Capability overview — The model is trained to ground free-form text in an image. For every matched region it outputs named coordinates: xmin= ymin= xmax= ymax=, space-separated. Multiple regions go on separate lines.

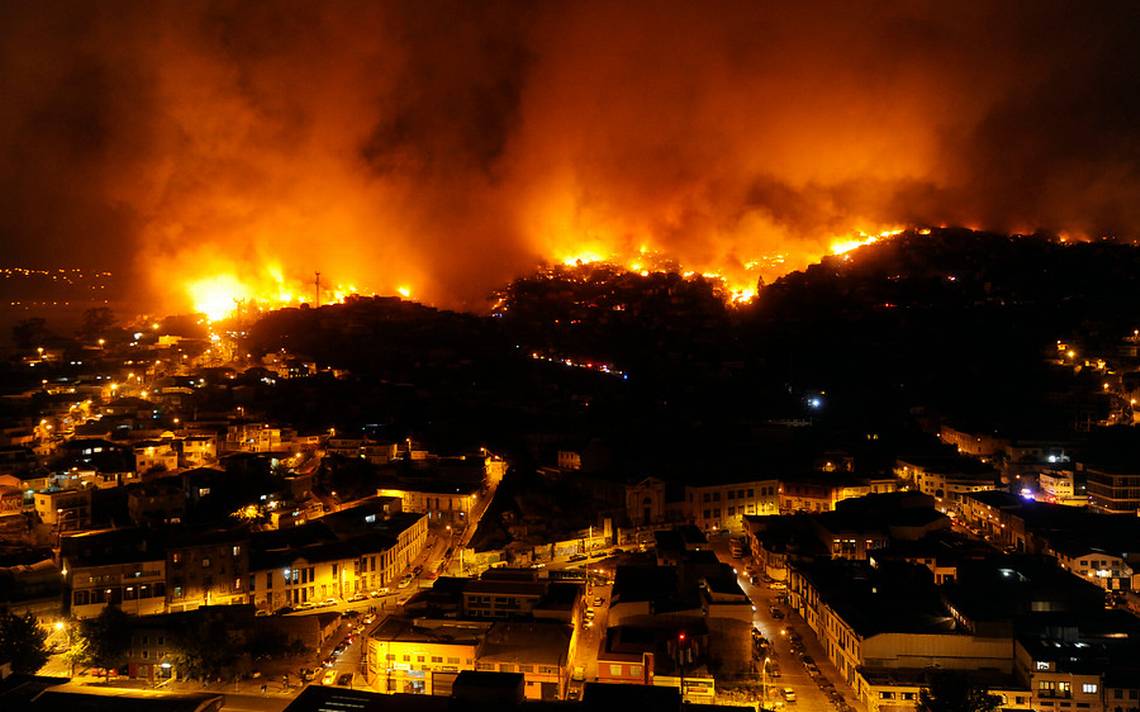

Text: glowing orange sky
xmin=1 ymin=1 xmax=1138 ymax=316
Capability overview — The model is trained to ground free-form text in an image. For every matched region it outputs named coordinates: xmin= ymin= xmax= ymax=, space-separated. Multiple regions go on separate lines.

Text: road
xmin=709 ymin=535 xmax=863 ymax=712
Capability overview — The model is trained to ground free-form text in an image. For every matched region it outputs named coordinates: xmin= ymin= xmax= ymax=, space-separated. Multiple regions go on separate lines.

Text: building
xmin=895 ymin=456 xmax=998 ymax=513
xmin=166 ymin=529 xmax=250 ymax=612
xmin=64 ymin=552 xmax=167 ymax=619
xmin=940 ymin=423 xmax=1008 ymax=457
xmin=1016 ymin=639 xmax=1110 ymax=712
xmin=134 ymin=440 xmax=179 ymax=475
xmin=33 ymin=488 xmax=92 ymax=531
xmin=327 ymin=437 xmax=398 ymax=465
xmin=684 ymin=479 xmax=778 ymax=533
xmin=176 ymin=435 xmax=217 ymax=468
xmin=788 ymin=558 xmax=1015 ymax=707
xmin=777 ymin=475 xmax=888 ymax=514
xmin=1048 ymin=542 xmax=1134 ymax=592
xmin=365 ymin=616 xmax=482 ymax=694
xmin=625 ymin=477 xmax=666 ymax=527
xmin=474 ymin=621 xmax=572 ymax=700
xmin=377 ymin=481 xmax=481 ymax=524
xmin=249 ymin=511 xmax=427 ymax=610
xmin=1085 ymin=464 xmax=1140 ymax=515
xmin=1039 ymin=469 xmax=1086 ymax=506
xmin=126 ymin=480 xmax=186 ymax=526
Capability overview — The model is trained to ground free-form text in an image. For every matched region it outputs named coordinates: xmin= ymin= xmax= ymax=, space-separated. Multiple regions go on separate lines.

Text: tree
xmin=12 ymin=318 xmax=49 ymax=350
xmin=919 ymin=671 xmax=1001 ymax=712
xmin=172 ymin=616 xmax=240 ymax=681
xmin=78 ymin=606 xmax=132 ymax=681
xmin=80 ymin=307 xmax=116 ymax=339
xmin=0 ymin=608 xmax=48 ymax=673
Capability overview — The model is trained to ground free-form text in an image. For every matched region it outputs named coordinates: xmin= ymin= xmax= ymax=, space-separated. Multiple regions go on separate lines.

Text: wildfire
xmin=184 ymin=265 xmax=395 ymax=322
xmin=179 ymin=226 xmax=917 ymax=319
xmin=829 ymin=228 xmax=906 ymax=256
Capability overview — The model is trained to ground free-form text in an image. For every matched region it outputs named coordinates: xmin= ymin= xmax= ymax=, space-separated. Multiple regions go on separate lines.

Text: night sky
xmin=1 ymin=1 xmax=1139 ymax=311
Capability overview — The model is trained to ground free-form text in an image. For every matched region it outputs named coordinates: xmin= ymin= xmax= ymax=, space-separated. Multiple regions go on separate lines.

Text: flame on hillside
xmin=180 ymin=226 xmax=922 ymax=320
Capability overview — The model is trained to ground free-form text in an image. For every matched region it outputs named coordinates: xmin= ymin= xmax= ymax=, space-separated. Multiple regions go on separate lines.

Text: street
xmin=708 ymin=535 xmax=864 ymax=712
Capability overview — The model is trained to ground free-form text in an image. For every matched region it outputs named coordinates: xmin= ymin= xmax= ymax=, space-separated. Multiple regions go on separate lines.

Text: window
xmin=266 ymin=572 xmax=273 ymax=589
xmin=703 ymin=510 xmax=710 ymax=519
xmin=232 ymin=546 xmax=241 ymax=557
xmin=1084 ymin=685 xmax=1099 ymax=694
xmin=172 ymin=552 xmax=182 ymax=564
xmin=727 ymin=491 xmax=735 ymax=500
xmin=702 ymin=493 xmax=710 ymax=503
xmin=201 ymin=558 xmax=211 ymax=568
xmin=1059 ymin=682 xmax=1072 ymax=694
xmin=880 ymin=692 xmax=895 ymax=700
xmin=610 ymin=665 xmax=624 ymax=676
xmin=431 ymin=656 xmax=442 ymax=663
xmin=233 ymin=577 xmax=241 ymax=591
xmin=728 ymin=507 xmax=735 ymax=516
xmin=712 ymin=492 xmax=720 ymax=501
xmin=417 ymin=655 xmax=425 ymax=663
xmin=747 ymin=488 xmax=754 ymax=497
xmin=447 ymin=657 xmax=459 ymax=664
xmin=174 ymin=586 xmax=183 ymax=598
xmin=402 ymin=655 xmax=410 ymax=662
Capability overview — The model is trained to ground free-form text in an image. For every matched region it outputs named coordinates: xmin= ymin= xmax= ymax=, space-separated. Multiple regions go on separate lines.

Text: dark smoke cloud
xmin=0 ymin=0 xmax=1138 ymax=310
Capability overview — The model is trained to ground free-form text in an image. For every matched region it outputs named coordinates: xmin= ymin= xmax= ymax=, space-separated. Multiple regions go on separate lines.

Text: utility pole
xmin=314 ymin=272 xmax=321 ymax=308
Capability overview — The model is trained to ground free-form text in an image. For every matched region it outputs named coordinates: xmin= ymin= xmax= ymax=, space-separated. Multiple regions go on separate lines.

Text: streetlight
xmin=761 ymin=656 xmax=770 ymax=703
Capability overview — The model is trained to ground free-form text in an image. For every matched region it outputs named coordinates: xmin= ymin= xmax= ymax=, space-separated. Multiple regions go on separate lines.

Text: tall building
xmin=1085 ymin=465 xmax=1140 ymax=515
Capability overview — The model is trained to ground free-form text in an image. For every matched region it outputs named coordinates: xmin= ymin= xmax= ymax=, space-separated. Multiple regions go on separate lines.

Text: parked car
xmin=770 ymin=606 xmax=785 ymax=619
xmin=568 ymin=554 xmax=588 ymax=562
xmin=336 ymin=673 xmax=353 ymax=687
xmin=322 ymin=669 xmax=337 ymax=685
xmin=783 ymin=688 xmax=797 ymax=703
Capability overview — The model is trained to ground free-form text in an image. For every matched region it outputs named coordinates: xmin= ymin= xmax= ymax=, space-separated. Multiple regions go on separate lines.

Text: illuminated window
xmin=1083 ymin=684 xmax=1098 ymax=694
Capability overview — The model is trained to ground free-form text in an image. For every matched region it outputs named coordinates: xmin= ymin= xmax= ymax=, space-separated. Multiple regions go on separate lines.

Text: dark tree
xmin=11 ymin=318 xmax=49 ymax=350
xmin=0 ymin=608 xmax=48 ymax=673
xmin=78 ymin=606 xmax=132 ymax=681
xmin=172 ymin=617 xmax=240 ymax=681
xmin=80 ymin=307 xmax=116 ymax=339
xmin=919 ymin=671 xmax=1001 ymax=712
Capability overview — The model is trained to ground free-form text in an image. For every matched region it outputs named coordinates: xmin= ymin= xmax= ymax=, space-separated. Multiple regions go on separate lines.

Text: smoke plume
xmin=1 ymin=0 xmax=1138 ymax=311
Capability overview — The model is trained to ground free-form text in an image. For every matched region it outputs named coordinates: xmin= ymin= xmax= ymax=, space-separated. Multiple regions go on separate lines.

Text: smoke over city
xmin=1 ymin=0 xmax=1138 ymax=311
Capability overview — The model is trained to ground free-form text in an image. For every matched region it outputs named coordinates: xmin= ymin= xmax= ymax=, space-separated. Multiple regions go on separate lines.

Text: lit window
xmin=1083 ymin=684 xmax=1098 ymax=694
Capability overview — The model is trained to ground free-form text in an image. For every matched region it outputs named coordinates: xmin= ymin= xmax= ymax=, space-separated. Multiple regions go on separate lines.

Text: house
xmin=134 ymin=440 xmax=179 ymax=475
xmin=33 ymin=488 xmax=92 ymax=531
